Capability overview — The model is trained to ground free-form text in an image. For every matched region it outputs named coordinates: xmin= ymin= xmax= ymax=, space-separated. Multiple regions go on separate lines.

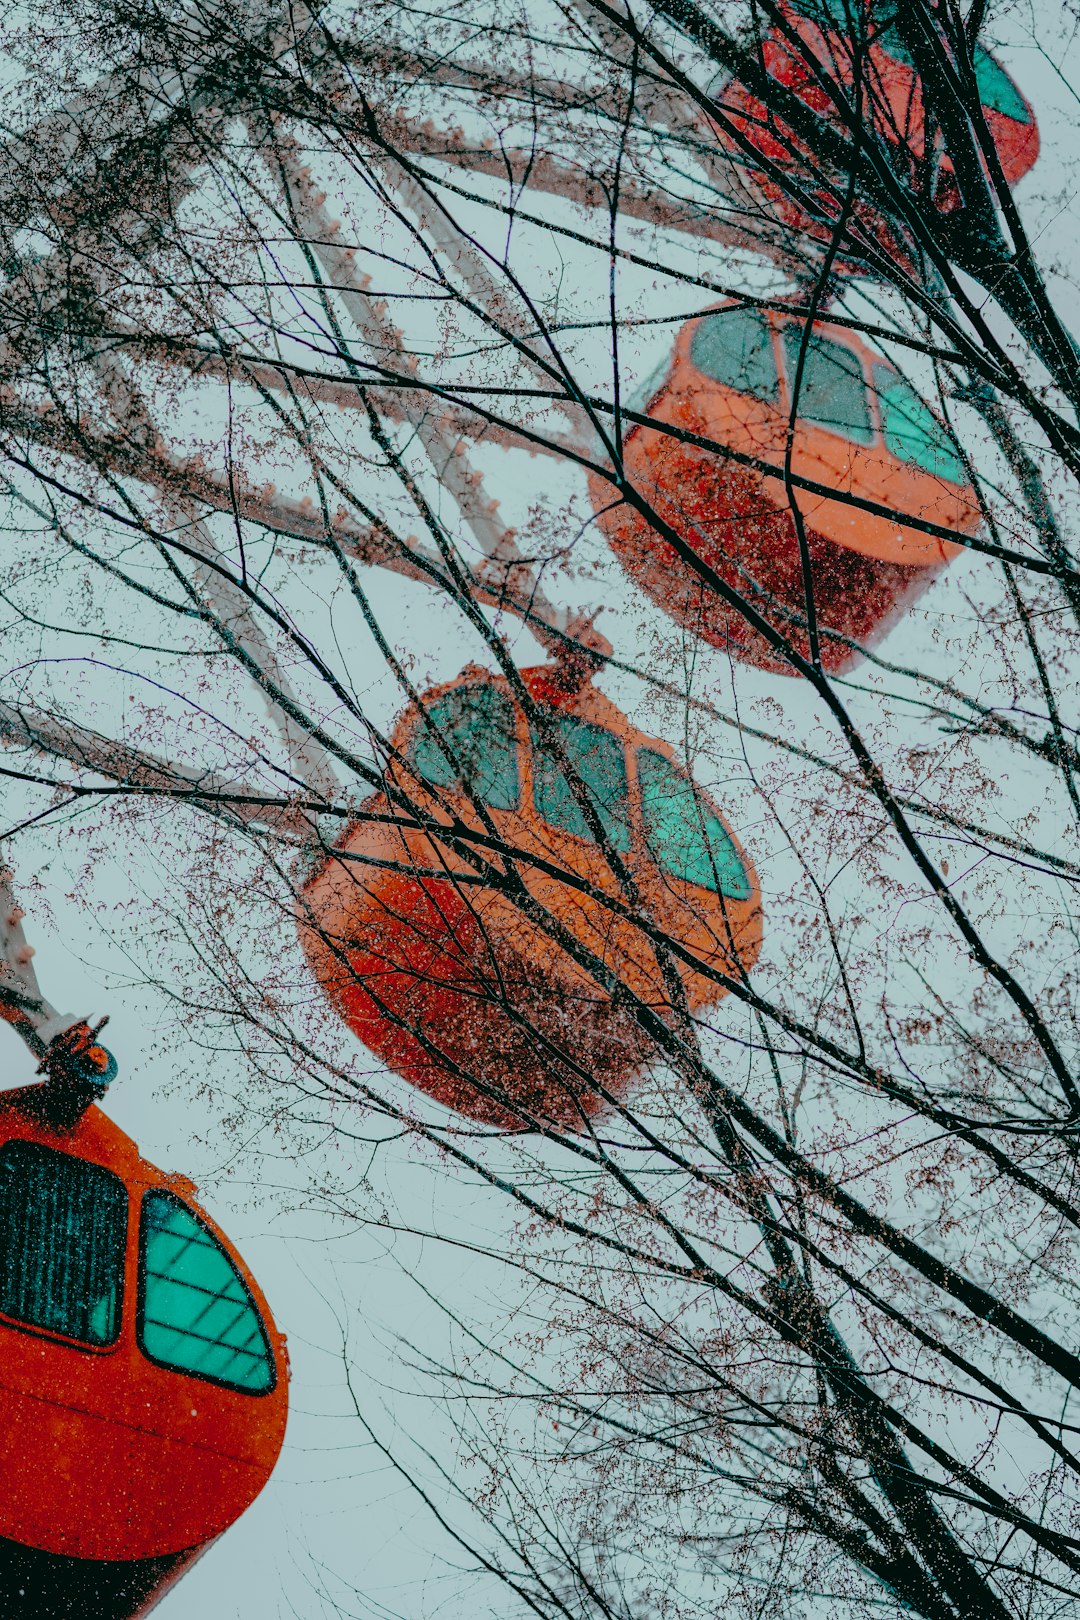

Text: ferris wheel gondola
xmin=299 ymin=663 xmax=762 ymax=1130
xmin=715 ymin=0 xmax=1039 ymax=248
xmin=0 ymin=891 xmax=288 ymax=1619
xmin=589 ymin=303 xmax=982 ymax=674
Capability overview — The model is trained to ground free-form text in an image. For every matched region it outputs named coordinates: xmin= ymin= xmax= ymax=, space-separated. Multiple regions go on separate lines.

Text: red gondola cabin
xmin=589 ymin=303 xmax=982 ymax=674
xmin=0 ymin=1076 xmax=288 ymax=1618
xmin=299 ymin=664 xmax=762 ymax=1130
xmin=715 ymin=0 xmax=1038 ymax=248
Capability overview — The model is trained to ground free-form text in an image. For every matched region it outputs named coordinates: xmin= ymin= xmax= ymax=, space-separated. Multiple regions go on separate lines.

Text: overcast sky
xmin=1 ymin=4 xmax=1078 ymax=1616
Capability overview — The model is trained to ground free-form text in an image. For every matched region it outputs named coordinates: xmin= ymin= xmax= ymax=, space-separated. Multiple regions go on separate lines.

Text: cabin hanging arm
xmin=0 ymin=867 xmax=118 ymax=1114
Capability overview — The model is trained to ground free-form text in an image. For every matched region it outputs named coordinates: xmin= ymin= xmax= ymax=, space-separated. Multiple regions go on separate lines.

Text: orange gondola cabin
xmin=300 ymin=664 xmax=762 ymax=1130
xmin=716 ymin=0 xmax=1039 ymax=249
xmin=0 ymin=1069 xmax=288 ymax=1618
xmin=589 ymin=303 xmax=981 ymax=674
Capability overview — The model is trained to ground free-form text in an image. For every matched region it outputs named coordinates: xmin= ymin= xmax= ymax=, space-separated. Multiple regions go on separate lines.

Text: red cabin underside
xmin=318 ymin=870 xmax=651 ymax=1130
xmin=0 ymin=1533 xmax=203 ymax=1619
xmin=604 ymin=438 xmax=939 ymax=674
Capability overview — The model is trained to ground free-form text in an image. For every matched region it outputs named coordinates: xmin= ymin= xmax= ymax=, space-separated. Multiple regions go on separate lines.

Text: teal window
xmin=876 ymin=14 xmax=914 ymax=65
xmin=784 ymin=327 xmax=875 ymax=444
xmin=409 ymin=684 xmax=520 ymax=811
xmin=690 ymin=307 xmax=779 ymax=401
xmin=532 ymin=710 xmax=631 ymax=850
xmin=139 ymin=1191 xmax=274 ymax=1394
xmin=798 ymin=0 xmax=862 ymax=27
xmin=638 ymin=749 xmax=751 ymax=899
xmin=0 ymin=1141 xmax=125 ymax=1346
xmin=873 ymin=367 xmax=966 ymax=481
xmin=973 ymin=45 xmax=1031 ymax=124
xmin=877 ymin=14 xmax=1031 ymax=126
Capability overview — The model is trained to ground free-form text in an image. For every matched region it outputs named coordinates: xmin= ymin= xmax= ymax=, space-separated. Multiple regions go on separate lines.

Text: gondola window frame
xmin=137 ymin=1189 xmax=276 ymax=1395
xmin=0 ymin=1139 xmax=127 ymax=1349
